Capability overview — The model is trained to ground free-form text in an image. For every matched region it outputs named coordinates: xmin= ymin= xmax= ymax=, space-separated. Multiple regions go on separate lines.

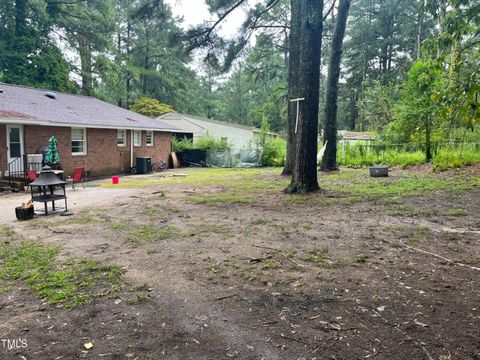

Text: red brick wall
xmin=21 ymin=125 xmax=171 ymax=177
xmin=0 ymin=125 xmax=6 ymax=173
xmin=133 ymin=131 xmax=172 ymax=160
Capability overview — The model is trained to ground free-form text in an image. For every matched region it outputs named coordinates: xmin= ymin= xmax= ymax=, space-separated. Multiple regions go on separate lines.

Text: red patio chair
xmin=26 ymin=170 xmax=37 ymax=183
xmin=25 ymin=170 xmax=37 ymax=193
xmin=71 ymin=167 xmax=85 ymax=190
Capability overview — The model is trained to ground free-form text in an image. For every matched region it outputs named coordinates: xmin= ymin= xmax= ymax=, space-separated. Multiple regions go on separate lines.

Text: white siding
xmin=158 ymin=113 xmax=206 ymax=139
xmin=190 ymin=118 xmax=254 ymax=149
xmin=156 ymin=113 xmax=257 ymax=149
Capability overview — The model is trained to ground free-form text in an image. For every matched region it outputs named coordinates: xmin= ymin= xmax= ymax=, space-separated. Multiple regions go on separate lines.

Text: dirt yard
xmin=0 ymin=166 xmax=479 ymax=360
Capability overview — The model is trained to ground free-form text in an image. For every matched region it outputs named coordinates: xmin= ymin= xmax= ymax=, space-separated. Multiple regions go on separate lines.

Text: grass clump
xmin=144 ymin=207 xmax=158 ymax=217
xmin=355 ymin=255 xmax=368 ymax=263
xmin=0 ymin=232 xmax=123 ymax=308
xmin=303 ymin=255 xmax=327 ymax=264
xmin=261 ymin=259 xmax=278 ymax=270
xmin=189 ymin=193 xmax=255 ymax=206
xmin=126 ymin=225 xmax=178 ymax=245
xmin=444 ymin=208 xmax=468 ymax=216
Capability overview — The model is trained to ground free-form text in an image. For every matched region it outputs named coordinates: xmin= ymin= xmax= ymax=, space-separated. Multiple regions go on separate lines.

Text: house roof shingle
xmin=338 ymin=130 xmax=375 ymax=140
xmin=0 ymin=83 xmax=179 ymax=132
xmin=158 ymin=112 xmax=280 ymax=137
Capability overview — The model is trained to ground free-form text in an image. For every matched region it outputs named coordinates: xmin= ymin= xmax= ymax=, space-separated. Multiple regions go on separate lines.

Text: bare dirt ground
xmin=0 ymin=167 xmax=479 ymax=360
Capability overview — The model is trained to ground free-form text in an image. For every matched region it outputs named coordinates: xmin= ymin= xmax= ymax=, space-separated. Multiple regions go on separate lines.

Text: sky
xmin=165 ymin=0 xmax=254 ymax=39
xmin=165 ymin=0 xmax=261 ymax=74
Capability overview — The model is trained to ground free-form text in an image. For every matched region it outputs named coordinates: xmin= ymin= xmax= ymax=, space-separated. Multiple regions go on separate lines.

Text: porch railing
xmin=7 ymin=155 xmax=27 ymax=188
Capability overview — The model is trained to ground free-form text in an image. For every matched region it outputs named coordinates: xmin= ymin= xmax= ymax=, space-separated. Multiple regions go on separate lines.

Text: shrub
xmin=172 ymin=136 xmax=232 ymax=152
xmin=261 ymin=137 xmax=286 ymax=167
xmin=172 ymin=137 xmax=194 ymax=152
xmin=131 ymin=97 xmax=174 ymax=117
xmin=196 ymin=136 xmax=232 ymax=150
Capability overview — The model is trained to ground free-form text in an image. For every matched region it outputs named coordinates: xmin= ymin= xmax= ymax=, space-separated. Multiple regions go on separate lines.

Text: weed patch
xmin=126 ymin=225 xmax=178 ymax=245
xmin=189 ymin=193 xmax=255 ymax=205
xmin=0 ymin=229 xmax=123 ymax=308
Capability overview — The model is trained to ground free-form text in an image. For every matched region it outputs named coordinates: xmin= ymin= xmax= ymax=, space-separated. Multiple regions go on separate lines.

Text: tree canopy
xmin=0 ymin=0 xmax=478 ymax=172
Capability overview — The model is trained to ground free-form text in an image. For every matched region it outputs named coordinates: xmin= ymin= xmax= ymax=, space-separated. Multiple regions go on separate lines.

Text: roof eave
xmin=0 ymin=118 xmax=180 ymax=132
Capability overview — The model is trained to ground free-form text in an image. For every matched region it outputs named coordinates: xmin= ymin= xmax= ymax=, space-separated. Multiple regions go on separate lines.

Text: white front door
xmin=6 ymin=125 xmax=24 ymax=169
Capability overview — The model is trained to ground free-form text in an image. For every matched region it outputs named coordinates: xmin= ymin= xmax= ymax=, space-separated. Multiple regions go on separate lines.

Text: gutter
xmin=0 ymin=117 xmax=180 ymax=132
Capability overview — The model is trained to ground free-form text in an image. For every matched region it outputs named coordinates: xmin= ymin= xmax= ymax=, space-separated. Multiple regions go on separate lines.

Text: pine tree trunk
xmin=321 ymin=0 xmax=351 ymax=171
xmin=348 ymin=91 xmax=358 ymax=130
xmin=284 ymin=0 xmax=323 ymax=194
xmin=416 ymin=9 xmax=423 ymax=59
xmin=15 ymin=0 xmax=27 ymax=37
xmin=425 ymin=118 xmax=432 ymax=162
xmin=126 ymin=21 xmax=132 ymax=108
xmin=78 ymin=34 xmax=93 ymax=96
xmin=282 ymin=0 xmax=301 ymax=176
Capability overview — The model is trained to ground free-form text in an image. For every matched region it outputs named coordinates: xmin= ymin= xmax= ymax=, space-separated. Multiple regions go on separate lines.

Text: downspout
xmin=130 ymin=129 xmax=134 ymax=169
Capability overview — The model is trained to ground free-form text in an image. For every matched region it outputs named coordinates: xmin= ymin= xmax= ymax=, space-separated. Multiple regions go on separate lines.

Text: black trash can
xmin=136 ymin=156 xmax=152 ymax=174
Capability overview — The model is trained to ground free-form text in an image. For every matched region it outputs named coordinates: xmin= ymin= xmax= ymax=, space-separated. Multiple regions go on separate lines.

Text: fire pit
xmin=30 ymin=166 xmax=69 ymax=215
xmin=15 ymin=202 xmax=34 ymax=221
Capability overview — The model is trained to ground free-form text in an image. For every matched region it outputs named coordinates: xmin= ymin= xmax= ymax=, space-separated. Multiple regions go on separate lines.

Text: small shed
xmin=338 ymin=130 xmax=375 ymax=149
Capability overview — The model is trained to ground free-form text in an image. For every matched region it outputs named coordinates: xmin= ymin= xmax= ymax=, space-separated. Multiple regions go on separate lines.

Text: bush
xmin=172 ymin=137 xmax=194 ymax=152
xmin=195 ymin=136 xmax=232 ymax=150
xmin=172 ymin=136 xmax=232 ymax=152
xmin=261 ymin=137 xmax=286 ymax=167
xmin=131 ymin=97 xmax=174 ymax=117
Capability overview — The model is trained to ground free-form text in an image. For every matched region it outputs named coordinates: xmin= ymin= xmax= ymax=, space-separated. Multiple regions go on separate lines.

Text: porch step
xmin=0 ymin=179 xmax=26 ymax=191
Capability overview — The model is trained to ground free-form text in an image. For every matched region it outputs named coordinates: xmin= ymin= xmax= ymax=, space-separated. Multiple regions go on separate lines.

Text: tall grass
xmin=432 ymin=149 xmax=480 ymax=170
xmin=337 ymin=143 xmax=480 ymax=169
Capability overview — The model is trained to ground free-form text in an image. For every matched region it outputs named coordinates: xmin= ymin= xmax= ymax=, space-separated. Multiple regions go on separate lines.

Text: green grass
xmin=144 ymin=207 xmax=158 ymax=217
xmin=338 ymin=147 xmax=425 ymax=168
xmin=99 ymin=166 xmax=478 ymax=207
xmin=126 ymin=225 xmax=178 ymax=245
xmin=30 ymin=208 xmax=108 ymax=229
xmin=193 ymin=221 xmax=231 ymax=235
xmin=385 ymin=225 xmax=432 ymax=245
xmin=386 ymin=204 xmax=425 ymax=217
xmin=101 ymin=167 xmax=288 ymax=191
xmin=338 ymin=146 xmax=480 ymax=170
xmin=444 ymin=208 xmax=468 ymax=216
xmin=188 ymin=193 xmax=255 ymax=205
xmin=386 ymin=204 xmax=469 ymax=217
xmin=0 ymin=228 xmax=123 ymax=308
xmin=320 ymin=168 xmax=480 ymax=198
xmin=433 ymin=149 xmax=480 ymax=171
xmin=303 ymin=254 xmax=327 ymax=264
xmin=0 ymin=226 xmax=17 ymax=240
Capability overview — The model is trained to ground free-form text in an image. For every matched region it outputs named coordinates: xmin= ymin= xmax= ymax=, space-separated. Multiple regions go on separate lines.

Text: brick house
xmin=0 ymin=83 xmax=179 ymax=178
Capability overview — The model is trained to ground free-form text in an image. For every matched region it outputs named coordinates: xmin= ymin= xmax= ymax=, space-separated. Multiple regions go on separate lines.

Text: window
xmin=71 ymin=128 xmax=86 ymax=155
xmin=117 ymin=129 xmax=126 ymax=147
xmin=133 ymin=130 xmax=141 ymax=147
xmin=146 ymin=130 xmax=154 ymax=146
